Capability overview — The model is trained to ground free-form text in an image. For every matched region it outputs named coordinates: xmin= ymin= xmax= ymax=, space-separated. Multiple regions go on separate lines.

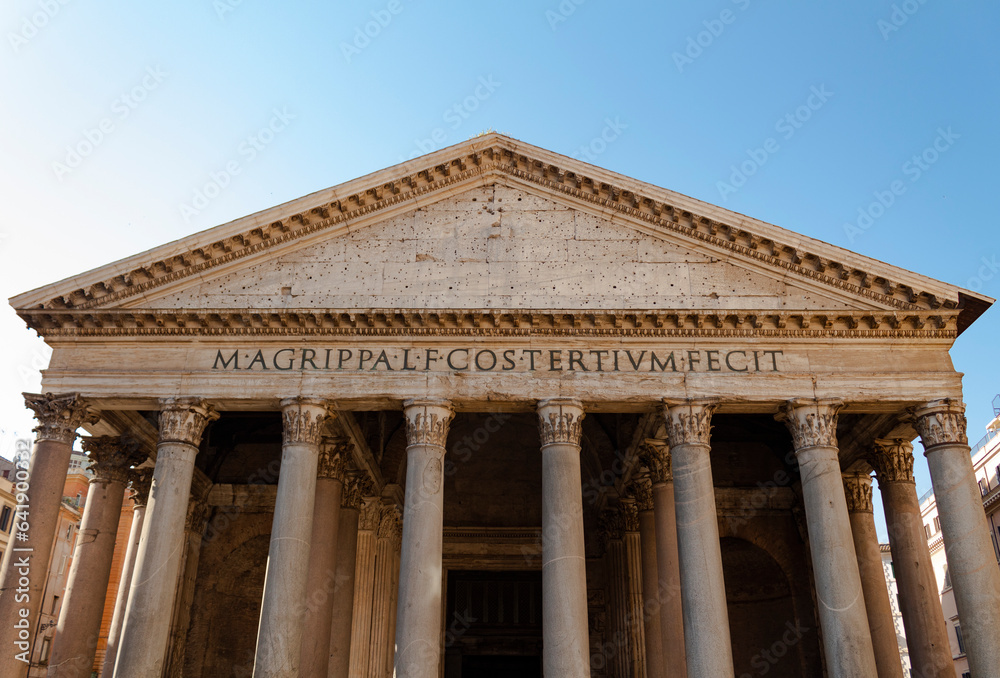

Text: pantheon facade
xmin=2 ymin=134 xmax=999 ymax=678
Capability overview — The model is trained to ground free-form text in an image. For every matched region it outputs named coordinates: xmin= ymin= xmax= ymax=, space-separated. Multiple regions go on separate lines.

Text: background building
xmin=879 ymin=544 xmax=911 ymax=676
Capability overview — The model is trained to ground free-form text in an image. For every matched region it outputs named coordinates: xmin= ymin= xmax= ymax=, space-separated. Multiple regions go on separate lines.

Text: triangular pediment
xmin=11 ymin=133 xmax=991 ymax=336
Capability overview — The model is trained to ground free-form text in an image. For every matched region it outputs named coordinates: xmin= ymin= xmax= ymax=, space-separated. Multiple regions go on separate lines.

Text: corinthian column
xmin=0 ymin=393 xmax=98 ymax=678
xmin=299 ymin=436 xmax=349 ymax=678
xmin=869 ymin=438 xmax=951 ymax=677
xmin=842 ymin=472 xmax=904 ymax=678
xmin=630 ymin=478 xmax=664 ymax=678
xmin=102 ymin=471 xmax=151 ymax=678
xmin=536 ymin=398 xmax=590 ymax=677
xmin=253 ymin=397 xmax=331 ymax=678
xmin=394 ymin=398 xmax=454 ymax=678
xmin=114 ymin=397 xmax=218 ymax=678
xmin=46 ymin=436 xmax=145 ymax=678
xmin=329 ymin=475 xmax=364 ymax=678
xmin=780 ymin=399 xmax=876 ymax=678
xmin=641 ymin=439 xmax=687 ymax=678
xmin=914 ymin=400 xmax=1000 ymax=677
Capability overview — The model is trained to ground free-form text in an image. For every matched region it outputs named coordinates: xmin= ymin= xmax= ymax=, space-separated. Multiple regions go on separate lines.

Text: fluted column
xmin=101 ymin=472 xmax=151 ymax=678
xmin=253 ymin=397 xmax=331 ymax=678
xmin=630 ymin=478 xmax=664 ymax=678
xmin=394 ymin=399 xmax=454 ymax=677
xmin=329 ymin=476 xmax=363 ymax=678
xmin=114 ymin=397 xmax=218 ymax=678
xmin=600 ymin=510 xmax=628 ymax=678
xmin=370 ymin=504 xmax=401 ymax=677
xmin=350 ymin=498 xmax=378 ymax=678
xmin=780 ymin=399 xmax=876 ymax=678
xmin=914 ymin=400 xmax=1000 ymax=676
xmin=299 ymin=436 xmax=349 ymax=678
xmin=641 ymin=439 xmax=686 ymax=678
xmin=0 ymin=393 xmax=97 ymax=678
xmin=662 ymin=400 xmax=730 ymax=678
xmin=46 ymin=436 xmax=145 ymax=678
xmin=622 ymin=500 xmax=646 ymax=678
xmin=869 ymin=438 xmax=951 ymax=677
xmin=537 ymin=398 xmax=591 ymax=677
xmin=842 ymin=472 xmax=904 ymax=678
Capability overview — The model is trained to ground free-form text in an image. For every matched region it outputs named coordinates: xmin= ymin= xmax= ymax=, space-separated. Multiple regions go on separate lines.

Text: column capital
xmin=842 ymin=472 xmax=874 ymax=513
xmin=537 ymin=398 xmax=585 ymax=447
xmin=80 ymin=436 xmax=146 ymax=485
xmin=23 ymin=392 xmax=100 ymax=445
xmin=912 ymin=399 xmax=968 ymax=450
xmin=780 ymin=398 xmax=844 ymax=450
xmin=403 ymin=398 xmax=454 ymax=448
xmin=319 ymin=436 xmax=351 ymax=481
xmin=341 ymin=473 xmax=368 ymax=510
xmin=130 ymin=469 xmax=153 ymax=506
xmin=640 ymin=439 xmax=672 ymax=484
xmin=620 ymin=499 xmax=639 ymax=532
xmin=662 ymin=399 xmax=717 ymax=447
xmin=869 ymin=438 xmax=916 ymax=484
xmin=628 ymin=477 xmax=654 ymax=512
xmin=600 ymin=508 xmax=625 ymax=544
xmin=280 ymin=397 xmax=331 ymax=446
xmin=158 ymin=397 xmax=219 ymax=446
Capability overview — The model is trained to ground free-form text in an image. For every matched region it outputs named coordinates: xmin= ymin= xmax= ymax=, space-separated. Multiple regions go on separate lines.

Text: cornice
xmin=13 ymin=140 xmax=969 ymax=318
xmin=19 ymin=308 xmax=959 ymax=339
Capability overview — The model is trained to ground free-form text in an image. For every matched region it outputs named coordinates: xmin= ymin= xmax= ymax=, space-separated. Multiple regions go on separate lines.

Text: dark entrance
xmin=444 ymin=570 xmax=543 ymax=678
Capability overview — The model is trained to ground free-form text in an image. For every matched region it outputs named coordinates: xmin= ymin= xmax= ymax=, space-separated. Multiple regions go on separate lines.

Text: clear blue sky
xmin=2 ymin=1 xmax=997 ymax=538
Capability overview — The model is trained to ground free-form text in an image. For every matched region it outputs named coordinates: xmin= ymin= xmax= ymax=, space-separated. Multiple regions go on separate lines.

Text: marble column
xmin=329 ymin=476 xmax=363 ymax=678
xmin=621 ymin=500 xmax=646 ymax=678
xmin=299 ymin=436 xmax=349 ymax=678
xmin=253 ymin=397 xmax=331 ymax=678
xmin=630 ymin=478 xmax=664 ymax=678
xmin=369 ymin=504 xmax=401 ymax=678
xmin=780 ymin=399 xmax=877 ymax=678
xmin=394 ymin=398 xmax=454 ymax=678
xmin=113 ymin=398 xmax=217 ymax=678
xmin=101 ymin=471 xmax=151 ymax=678
xmin=641 ymin=439 xmax=687 ymax=678
xmin=869 ymin=438 xmax=952 ymax=677
xmin=842 ymin=472 xmax=904 ymax=678
xmin=46 ymin=436 xmax=144 ymax=678
xmin=537 ymin=398 xmax=591 ymax=677
xmin=0 ymin=393 xmax=97 ymax=678
xmin=914 ymin=399 xmax=1000 ymax=677
xmin=600 ymin=510 xmax=628 ymax=678
xmin=350 ymin=498 xmax=378 ymax=678
xmin=662 ymin=400 xmax=731 ymax=678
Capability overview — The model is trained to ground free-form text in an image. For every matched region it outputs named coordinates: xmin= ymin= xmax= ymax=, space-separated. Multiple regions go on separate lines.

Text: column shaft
xmin=101 ymin=492 xmax=146 ymax=678
xmin=0 ymin=393 xmax=96 ymax=678
xmin=623 ymin=523 xmax=646 ymax=678
xmin=871 ymin=439 xmax=952 ymax=677
xmin=47 ymin=437 xmax=143 ymax=678
xmin=635 ymin=494 xmax=665 ymax=678
xmin=114 ymin=398 xmax=217 ymax=678
xmin=329 ymin=486 xmax=361 ymax=678
xmin=252 ymin=397 xmax=329 ymax=678
xmin=537 ymin=398 xmax=591 ymax=677
xmin=662 ymin=401 xmax=731 ymax=678
xmin=369 ymin=512 xmax=397 ymax=677
xmin=394 ymin=398 xmax=453 ymax=678
xmin=843 ymin=473 xmax=904 ymax=678
xmin=781 ymin=399 xmax=877 ymax=678
xmin=349 ymin=515 xmax=376 ymax=678
xmin=915 ymin=400 xmax=1000 ymax=677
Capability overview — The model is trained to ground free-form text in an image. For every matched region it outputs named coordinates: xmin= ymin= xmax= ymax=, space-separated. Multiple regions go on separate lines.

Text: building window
xmin=962 ymin=672 xmax=971 ymax=678
xmin=50 ymin=594 xmax=59 ymax=616
xmin=933 ymin=516 xmax=941 ymax=533
xmin=979 ymin=478 xmax=989 ymax=495
xmin=39 ymin=637 xmax=51 ymax=663
xmin=955 ymin=624 xmax=966 ymax=655
xmin=0 ymin=506 xmax=11 ymax=533
xmin=924 ymin=524 xmax=932 ymax=539
xmin=65 ymin=523 xmax=73 ymax=541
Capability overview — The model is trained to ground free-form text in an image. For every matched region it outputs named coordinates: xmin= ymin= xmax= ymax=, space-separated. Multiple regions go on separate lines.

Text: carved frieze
xmin=842 ymin=473 xmax=874 ymax=513
xmin=80 ymin=436 xmax=145 ymax=485
xmin=279 ymin=397 xmax=330 ymax=446
xmin=913 ymin=399 xmax=968 ymax=449
xmin=537 ymin=398 xmax=585 ymax=446
xmin=403 ymin=399 xmax=454 ymax=448
xmin=158 ymin=398 xmax=219 ymax=446
xmin=780 ymin=399 xmax=843 ymax=450
xmin=663 ymin=400 xmax=717 ymax=447
xmin=23 ymin=392 xmax=99 ymax=446
xmin=869 ymin=439 xmax=916 ymax=484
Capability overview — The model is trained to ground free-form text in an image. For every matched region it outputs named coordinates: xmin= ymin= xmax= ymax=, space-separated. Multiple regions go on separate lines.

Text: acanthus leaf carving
xmin=663 ymin=399 xmax=717 ymax=447
xmin=280 ymin=397 xmax=330 ymax=446
xmin=780 ymin=398 xmax=843 ymax=450
xmin=842 ymin=473 xmax=874 ymax=513
xmin=869 ymin=439 xmax=916 ymax=484
xmin=640 ymin=439 xmax=672 ymax=485
xmin=403 ymin=399 xmax=454 ymax=448
xmin=537 ymin=398 xmax=585 ymax=446
xmin=80 ymin=435 xmax=146 ymax=485
xmin=318 ymin=436 xmax=351 ymax=481
xmin=23 ymin=392 xmax=100 ymax=446
xmin=158 ymin=397 xmax=219 ymax=446
xmin=912 ymin=399 xmax=968 ymax=449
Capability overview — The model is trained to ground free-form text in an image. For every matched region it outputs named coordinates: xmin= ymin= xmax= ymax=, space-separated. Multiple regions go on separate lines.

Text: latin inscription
xmin=211 ymin=347 xmax=784 ymax=373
